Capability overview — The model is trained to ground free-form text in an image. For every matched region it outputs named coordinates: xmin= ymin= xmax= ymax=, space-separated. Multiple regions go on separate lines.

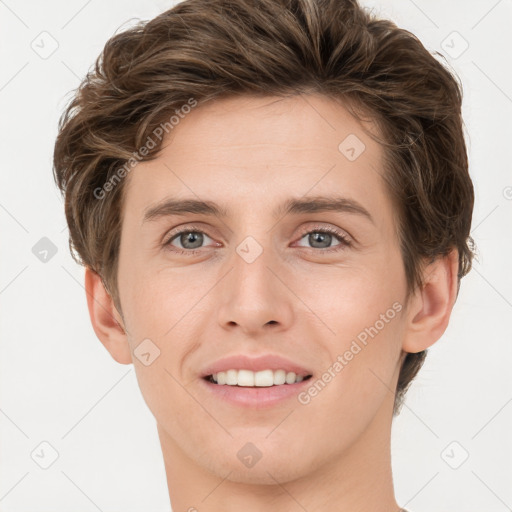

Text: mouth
xmin=198 ymin=354 xmax=314 ymax=407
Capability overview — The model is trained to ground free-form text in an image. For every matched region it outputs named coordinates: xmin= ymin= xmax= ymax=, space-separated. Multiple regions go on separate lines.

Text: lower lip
xmin=199 ymin=377 xmax=312 ymax=408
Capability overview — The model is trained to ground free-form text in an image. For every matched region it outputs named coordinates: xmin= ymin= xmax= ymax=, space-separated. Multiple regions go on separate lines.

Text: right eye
xmin=164 ymin=229 xmax=216 ymax=254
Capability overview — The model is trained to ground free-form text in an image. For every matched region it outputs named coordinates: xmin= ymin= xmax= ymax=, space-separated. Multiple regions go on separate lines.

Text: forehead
xmin=159 ymin=93 xmax=379 ymax=156
xmin=122 ymin=93 xmax=395 ymax=233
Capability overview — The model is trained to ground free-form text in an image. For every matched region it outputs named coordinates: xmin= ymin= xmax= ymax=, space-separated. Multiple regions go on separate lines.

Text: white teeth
xmin=285 ymin=371 xmax=297 ymax=384
xmin=226 ymin=369 xmax=238 ymax=385
xmin=210 ymin=369 xmax=308 ymax=387
xmin=238 ymin=369 xmax=255 ymax=387
xmin=254 ymin=369 xmax=273 ymax=387
xmin=273 ymin=369 xmax=286 ymax=385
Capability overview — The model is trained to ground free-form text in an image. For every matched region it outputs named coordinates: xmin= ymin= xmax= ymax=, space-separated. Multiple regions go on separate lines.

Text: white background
xmin=0 ymin=0 xmax=511 ymax=510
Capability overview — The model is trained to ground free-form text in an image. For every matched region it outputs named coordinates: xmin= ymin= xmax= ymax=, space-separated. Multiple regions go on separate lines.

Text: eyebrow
xmin=142 ymin=195 xmax=374 ymax=225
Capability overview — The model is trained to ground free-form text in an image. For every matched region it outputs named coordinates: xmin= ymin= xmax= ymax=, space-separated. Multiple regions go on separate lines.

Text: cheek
xmin=294 ymin=258 xmax=405 ymax=338
xmin=119 ymin=262 xmax=202 ymax=335
xmin=299 ymin=263 xmax=406 ymax=408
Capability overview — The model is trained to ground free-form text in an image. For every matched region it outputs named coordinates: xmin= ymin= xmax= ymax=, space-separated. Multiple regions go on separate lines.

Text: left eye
xmin=295 ymin=228 xmax=350 ymax=250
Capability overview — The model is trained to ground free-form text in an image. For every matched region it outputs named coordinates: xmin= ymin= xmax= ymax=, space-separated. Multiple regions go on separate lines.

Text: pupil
xmin=182 ymin=232 xmax=203 ymax=249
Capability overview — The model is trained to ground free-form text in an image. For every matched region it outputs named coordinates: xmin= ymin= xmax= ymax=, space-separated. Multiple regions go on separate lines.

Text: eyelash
xmin=163 ymin=224 xmax=352 ymax=256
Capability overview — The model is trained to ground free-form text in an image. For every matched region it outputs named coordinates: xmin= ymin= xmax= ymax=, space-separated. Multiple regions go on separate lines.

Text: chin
xmin=197 ymin=436 xmax=317 ymax=485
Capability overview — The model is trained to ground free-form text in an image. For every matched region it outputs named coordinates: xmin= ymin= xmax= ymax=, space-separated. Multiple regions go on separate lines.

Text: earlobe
xmin=84 ymin=267 xmax=132 ymax=365
xmin=402 ymin=249 xmax=459 ymax=354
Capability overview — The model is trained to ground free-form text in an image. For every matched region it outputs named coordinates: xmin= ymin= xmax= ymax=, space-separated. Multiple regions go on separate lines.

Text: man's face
xmin=116 ymin=94 xmax=408 ymax=483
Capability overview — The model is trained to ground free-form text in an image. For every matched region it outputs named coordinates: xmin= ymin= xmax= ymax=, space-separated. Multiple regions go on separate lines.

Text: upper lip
xmin=200 ymin=354 xmax=313 ymax=378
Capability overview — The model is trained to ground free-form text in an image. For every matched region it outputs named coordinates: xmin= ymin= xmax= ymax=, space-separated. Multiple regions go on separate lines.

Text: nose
xmin=216 ymin=239 xmax=294 ymax=335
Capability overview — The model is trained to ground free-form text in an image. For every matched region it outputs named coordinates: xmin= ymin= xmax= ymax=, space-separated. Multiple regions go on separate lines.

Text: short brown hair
xmin=53 ymin=0 xmax=475 ymax=415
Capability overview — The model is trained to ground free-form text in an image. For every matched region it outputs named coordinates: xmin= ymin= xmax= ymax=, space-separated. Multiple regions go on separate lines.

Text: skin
xmin=85 ymin=93 xmax=459 ymax=512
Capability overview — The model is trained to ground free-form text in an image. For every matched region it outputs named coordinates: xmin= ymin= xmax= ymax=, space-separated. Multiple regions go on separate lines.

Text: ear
xmin=84 ymin=267 xmax=132 ymax=365
xmin=402 ymin=248 xmax=459 ymax=353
